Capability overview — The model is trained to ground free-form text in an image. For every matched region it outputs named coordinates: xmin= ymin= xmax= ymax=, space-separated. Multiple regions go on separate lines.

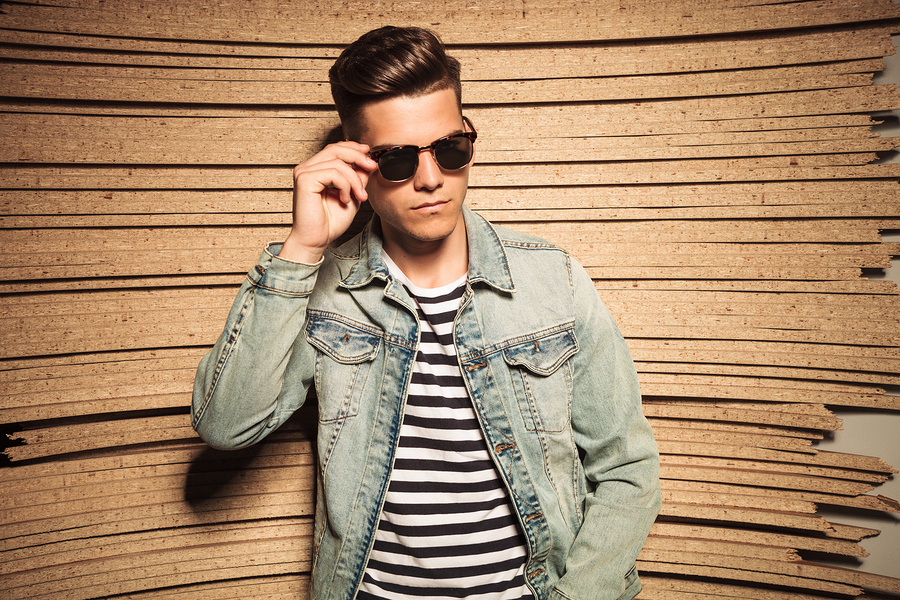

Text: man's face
xmin=358 ymin=88 xmax=471 ymax=256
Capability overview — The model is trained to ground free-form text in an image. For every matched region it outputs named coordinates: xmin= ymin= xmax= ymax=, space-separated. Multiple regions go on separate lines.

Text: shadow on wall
xmin=184 ymin=405 xmax=318 ymax=515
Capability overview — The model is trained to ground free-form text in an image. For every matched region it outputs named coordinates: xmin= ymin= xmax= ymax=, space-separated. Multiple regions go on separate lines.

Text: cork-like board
xmin=1 ymin=1 xmax=899 ymax=598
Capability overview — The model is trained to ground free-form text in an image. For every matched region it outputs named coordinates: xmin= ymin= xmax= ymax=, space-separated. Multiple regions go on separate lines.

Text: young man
xmin=192 ymin=26 xmax=660 ymax=600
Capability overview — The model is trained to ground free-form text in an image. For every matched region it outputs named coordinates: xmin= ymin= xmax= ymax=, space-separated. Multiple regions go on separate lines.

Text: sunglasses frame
xmin=367 ymin=116 xmax=477 ymax=182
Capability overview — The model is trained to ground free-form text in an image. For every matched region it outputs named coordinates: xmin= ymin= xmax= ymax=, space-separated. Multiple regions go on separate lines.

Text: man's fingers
xmin=296 ymin=161 xmax=370 ymax=204
xmin=296 ymin=141 xmax=376 ymax=173
xmin=293 ymin=143 xmax=376 ymax=201
xmin=282 ymin=141 xmax=376 ymax=262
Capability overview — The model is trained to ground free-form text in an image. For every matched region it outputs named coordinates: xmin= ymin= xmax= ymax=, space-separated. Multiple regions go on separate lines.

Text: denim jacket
xmin=192 ymin=206 xmax=661 ymax=600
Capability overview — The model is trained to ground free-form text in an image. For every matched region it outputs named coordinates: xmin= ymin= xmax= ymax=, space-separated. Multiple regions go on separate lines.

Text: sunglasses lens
xmin=434 ymin=136 xmax=473 ymax=170
xmin=377 ymin=147 xmax=418 ymax=181
xmin=375 ymin=134 xmax=475 ymax=182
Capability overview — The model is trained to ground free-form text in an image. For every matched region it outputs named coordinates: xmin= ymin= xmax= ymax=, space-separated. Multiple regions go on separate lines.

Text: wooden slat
xmin=635 ymin=556 xmax=862 ymax=596
xmin=639 ymin=378 xmax=900 ymax=410
xmin=638 ymin=574 xmax=851 ymax=599
xmin=0 ymin=61 xmax=882 ymax=105
xmin=7 ymin=126 xmax=895 ymax=165
xmin=2 ymin=1 xmax=899 ymax=598
xmin=637 ymin=361 xmax=900 ymax=387
xmin=645 ymin=522 xmax=870 ymax=556
xmin=2 ymin=26 xmax=896 ymax=76
xmin=660 ymin=479 xmax=900 ymax=513
xmin=4 ymin=164 xmax=900 ymax=190
xmin=107 ymin=575 xmax=308 ymax=600
xmin=2 ymin=0 xmax=899 ymax=44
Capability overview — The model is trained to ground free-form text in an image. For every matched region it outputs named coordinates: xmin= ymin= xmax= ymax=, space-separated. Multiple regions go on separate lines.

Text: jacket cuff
xmin=246 ymin=241 xmax=323 ymax=295
xmin=549 ymin=565 xmax=641 ymax=600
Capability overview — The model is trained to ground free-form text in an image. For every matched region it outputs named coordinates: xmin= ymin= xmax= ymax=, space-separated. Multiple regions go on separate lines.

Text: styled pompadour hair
xmin=329 ymin=26 xmax=462 ymax=140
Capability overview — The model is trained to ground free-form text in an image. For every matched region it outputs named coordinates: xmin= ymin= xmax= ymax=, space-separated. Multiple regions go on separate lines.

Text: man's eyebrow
xmin=369 ymin=127 xmax=466 ymax=153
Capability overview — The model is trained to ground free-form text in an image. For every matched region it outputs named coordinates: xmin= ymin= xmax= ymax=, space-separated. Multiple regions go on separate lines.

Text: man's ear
xmin=463 ymin=115 xmax=476 ymax=163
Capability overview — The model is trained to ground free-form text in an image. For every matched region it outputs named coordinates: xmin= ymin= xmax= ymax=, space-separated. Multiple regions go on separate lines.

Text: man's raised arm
xmin=191 ymin=142 xmax=377 ymax=449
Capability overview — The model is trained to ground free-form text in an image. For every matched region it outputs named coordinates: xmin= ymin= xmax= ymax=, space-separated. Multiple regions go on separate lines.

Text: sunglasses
xmin=367 ymin=117 xmax=477 ymax=182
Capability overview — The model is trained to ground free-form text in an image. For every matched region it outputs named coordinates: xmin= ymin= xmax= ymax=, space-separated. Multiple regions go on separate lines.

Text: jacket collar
xmin=340 ymin=205 xmax=515 ymax=294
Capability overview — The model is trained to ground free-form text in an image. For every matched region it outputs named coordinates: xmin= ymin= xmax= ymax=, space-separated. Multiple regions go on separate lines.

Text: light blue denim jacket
xmin=192 ymin=207 xmax=661 ymax=600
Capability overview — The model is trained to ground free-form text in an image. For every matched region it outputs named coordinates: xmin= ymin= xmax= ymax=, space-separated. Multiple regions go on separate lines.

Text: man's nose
xmin=414 ymin=148 xmax=443 ymax=190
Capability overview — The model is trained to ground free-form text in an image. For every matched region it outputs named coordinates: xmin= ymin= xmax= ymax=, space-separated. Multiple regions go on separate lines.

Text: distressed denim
xmin=192 ymin=207 xmax=661 ymax=600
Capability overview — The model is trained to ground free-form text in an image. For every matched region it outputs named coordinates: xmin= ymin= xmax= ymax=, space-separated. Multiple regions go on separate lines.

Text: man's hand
xmin=279 ymin=141 xmax=378 ymax=264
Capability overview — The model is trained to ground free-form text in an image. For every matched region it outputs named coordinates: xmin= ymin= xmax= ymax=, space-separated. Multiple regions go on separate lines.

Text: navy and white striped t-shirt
xmin=356 ymin=255 xmax=533 ymax=600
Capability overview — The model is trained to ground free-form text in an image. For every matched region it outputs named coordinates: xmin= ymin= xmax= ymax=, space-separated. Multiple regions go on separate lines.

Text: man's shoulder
xmin=488 ymin=221 xmax=565 ymax=251
xmin=479 ymin=219 xmax=583 ymax=295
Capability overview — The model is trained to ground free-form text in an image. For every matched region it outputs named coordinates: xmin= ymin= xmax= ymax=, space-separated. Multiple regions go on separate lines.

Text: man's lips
xmin=413 ymin=200 xmax=449 ymax=210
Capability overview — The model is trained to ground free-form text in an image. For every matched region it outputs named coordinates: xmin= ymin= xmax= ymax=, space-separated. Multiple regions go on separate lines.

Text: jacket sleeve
xmin=191 ymin=242 xmax=321 ymax=450
xmin=551 ymin=259 xmax=662 ymax=600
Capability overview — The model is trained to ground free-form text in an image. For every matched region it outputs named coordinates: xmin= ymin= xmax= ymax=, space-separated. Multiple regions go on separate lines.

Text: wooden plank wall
xmin=1 ymin=0 xmax=900 ymax=598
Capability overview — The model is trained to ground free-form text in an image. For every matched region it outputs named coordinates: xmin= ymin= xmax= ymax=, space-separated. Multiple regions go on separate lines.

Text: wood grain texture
xmin=1 ymin=0 xmax=899 ymax=598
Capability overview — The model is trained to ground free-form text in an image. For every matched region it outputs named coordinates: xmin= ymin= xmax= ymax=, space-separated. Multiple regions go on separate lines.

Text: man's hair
xmin=329 ymin=26 xmax=462 ymax=140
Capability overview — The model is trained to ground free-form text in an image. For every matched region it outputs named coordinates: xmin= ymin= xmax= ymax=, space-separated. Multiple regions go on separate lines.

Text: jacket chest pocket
xmin=501 ymin=324 xmax=578 ymax=433
xmin=306 ymin=312 xmax=382 ymax=422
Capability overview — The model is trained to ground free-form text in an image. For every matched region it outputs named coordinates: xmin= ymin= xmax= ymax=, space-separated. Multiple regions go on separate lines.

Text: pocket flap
xmin=306 ymin=313 xmax=382 ymax=364
xmin=501 ymin=324 xmax=578 ymax=376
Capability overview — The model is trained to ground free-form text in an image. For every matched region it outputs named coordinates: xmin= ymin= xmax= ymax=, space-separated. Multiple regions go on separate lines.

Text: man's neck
xmin=381 ymin=222 xmax=468 ymax=289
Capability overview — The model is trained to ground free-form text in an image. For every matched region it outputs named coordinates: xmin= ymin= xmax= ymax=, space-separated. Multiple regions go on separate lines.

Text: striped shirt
xmin=356 ymin=255 xmax=533 ymax=600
